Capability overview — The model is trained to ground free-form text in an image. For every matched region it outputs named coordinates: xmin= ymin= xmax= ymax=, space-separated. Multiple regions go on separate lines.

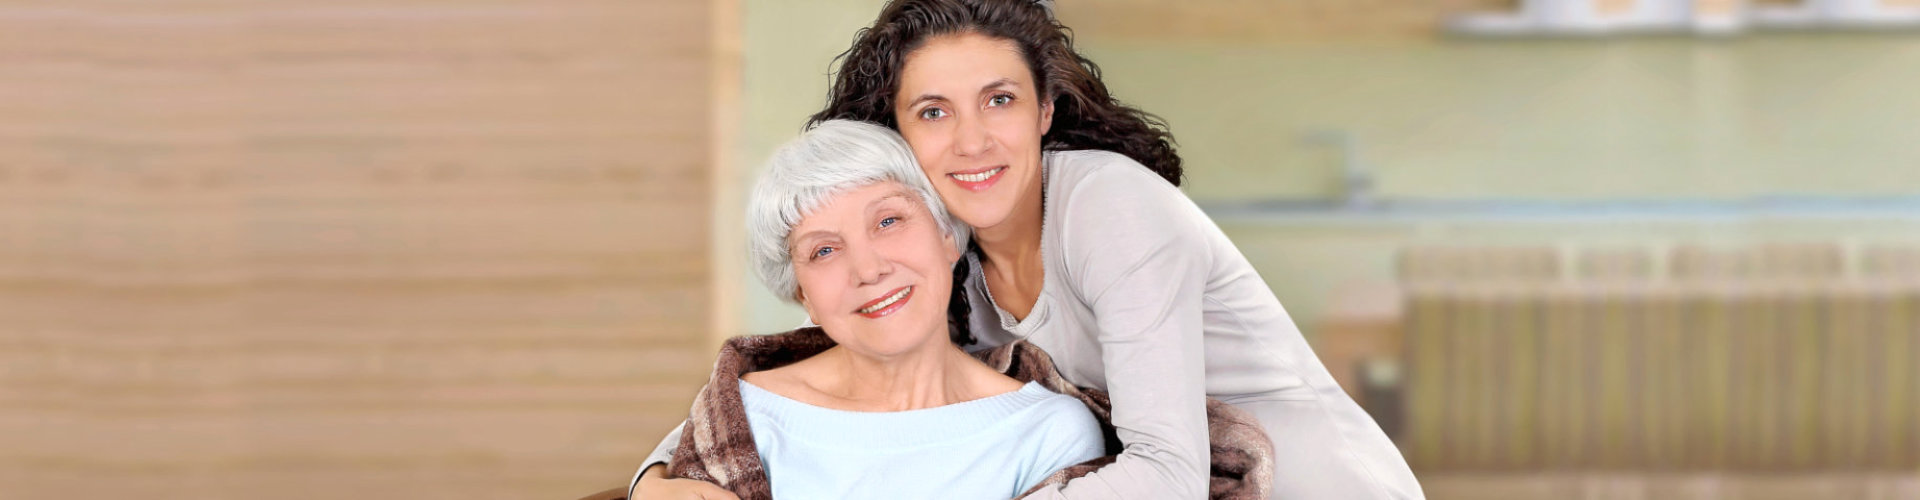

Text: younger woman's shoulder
xmin=1048 ymin=149 xmax=1182 ymax=201
xmin=1046 ymin=149 xmax=1217 ymax=283
xmin=1049 ymin=149 xmax=1161 ymax=181
xmin=1049 ymin=148 xmax=1137 ymax=166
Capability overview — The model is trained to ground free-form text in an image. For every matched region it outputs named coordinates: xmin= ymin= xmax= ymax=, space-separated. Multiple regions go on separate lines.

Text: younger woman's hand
xmin=633 ymin=465 xmax=741 ymax=500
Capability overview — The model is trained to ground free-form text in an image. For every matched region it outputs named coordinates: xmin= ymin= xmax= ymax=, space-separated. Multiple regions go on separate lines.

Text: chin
xmin=954 ymin=207 xmax=1013 ymax=233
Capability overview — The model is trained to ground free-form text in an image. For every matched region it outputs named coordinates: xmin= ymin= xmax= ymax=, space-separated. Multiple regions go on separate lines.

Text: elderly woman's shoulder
xmin=1022 ymin=387 xmax=1100 ymax=427
xmin=739 ymin=361 xmax=827 ymax=406
xmin=1020 ymin=389 xmax=1106 ymax=453
xmin=1039 ymin=388 xmax=1098 ymax=412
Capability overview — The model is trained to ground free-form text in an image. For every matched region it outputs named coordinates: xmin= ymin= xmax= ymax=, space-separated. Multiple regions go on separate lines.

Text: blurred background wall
xmin=6 ymin=0 xmax=1919 ymax=499
xmin=1 ymin=1 xmax=728 ymax=498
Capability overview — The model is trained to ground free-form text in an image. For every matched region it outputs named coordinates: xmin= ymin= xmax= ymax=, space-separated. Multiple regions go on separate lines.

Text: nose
xmin=952 ymin=112 xmax=993 ymax=157
xmin=849 ymin=242 xmax=893 ymax=286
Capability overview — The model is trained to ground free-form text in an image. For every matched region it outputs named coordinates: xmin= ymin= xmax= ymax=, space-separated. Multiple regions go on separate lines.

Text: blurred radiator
xmin=1383 ymin=244 xmax=1920 ymax=471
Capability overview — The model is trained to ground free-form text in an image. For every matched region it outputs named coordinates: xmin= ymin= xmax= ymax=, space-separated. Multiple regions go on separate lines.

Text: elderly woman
xmin=645 ymin=119 xmax=1105 ymax=500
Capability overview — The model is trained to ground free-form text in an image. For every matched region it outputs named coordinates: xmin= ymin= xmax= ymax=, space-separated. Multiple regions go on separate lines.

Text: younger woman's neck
xmin=970 ymin=172 xmax=1048 ymax=271
xmin=972 ymin=217 xmax=1041 ymax=270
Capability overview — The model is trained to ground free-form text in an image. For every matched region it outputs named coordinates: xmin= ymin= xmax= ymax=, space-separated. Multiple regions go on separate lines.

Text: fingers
xmin=695 ymin=484 xmax=741 ymax=500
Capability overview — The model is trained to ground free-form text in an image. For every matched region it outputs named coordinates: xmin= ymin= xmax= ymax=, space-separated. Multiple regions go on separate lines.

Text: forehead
xmin=899 ymin=32 xmax=1031 ymax=91
xmin=791 ymin=182 xmax=919 ymax=232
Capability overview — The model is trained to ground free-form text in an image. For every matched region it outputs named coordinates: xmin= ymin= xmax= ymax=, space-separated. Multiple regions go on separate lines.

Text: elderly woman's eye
xmin=878 ymin=216 xmax=899 ymax=228
xmin=919 ymin=107 xmax=947 ymax=120
xmin=812 ymin=246 xmax=834 ymax=259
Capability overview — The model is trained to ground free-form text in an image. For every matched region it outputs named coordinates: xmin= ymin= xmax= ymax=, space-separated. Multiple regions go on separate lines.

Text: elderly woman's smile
xmin=854 ymin=285 xmax=912 ymax=317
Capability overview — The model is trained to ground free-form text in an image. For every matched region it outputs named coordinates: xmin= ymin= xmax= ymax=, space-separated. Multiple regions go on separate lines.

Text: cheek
xmin=903 ymin=134 xmax=941 ymax=167
xmin=997 ymin=117 xmax=1041 ymax=148
xmin=913 ymin=233 xmax=959 ymax=280
xmin=901 ymin=123 xmax=955 ymax=156
xmin=792 ymin=270 xmax=835 ymax=306
xmin=913 ymin=149 xmax=943 ymax=177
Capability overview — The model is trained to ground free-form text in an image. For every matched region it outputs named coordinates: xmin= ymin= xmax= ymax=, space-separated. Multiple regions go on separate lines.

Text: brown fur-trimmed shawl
xmin=666 ymin=327 xmax=1274 ymax=499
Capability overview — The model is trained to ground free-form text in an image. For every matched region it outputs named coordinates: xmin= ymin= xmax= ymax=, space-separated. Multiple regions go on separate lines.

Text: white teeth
xmin=858 ymin=287 xmax=911 ymax=314
xmin=951 ymin=167 xmax=1003 ymax=183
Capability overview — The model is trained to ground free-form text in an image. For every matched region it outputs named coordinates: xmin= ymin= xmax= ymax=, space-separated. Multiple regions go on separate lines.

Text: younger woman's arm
xmin=1026 ymin=162 xmax=1213 ymax=499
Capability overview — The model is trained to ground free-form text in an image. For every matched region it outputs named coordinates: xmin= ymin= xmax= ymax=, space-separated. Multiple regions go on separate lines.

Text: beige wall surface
xmin=0 ymin=1 xmax=719 ymax=498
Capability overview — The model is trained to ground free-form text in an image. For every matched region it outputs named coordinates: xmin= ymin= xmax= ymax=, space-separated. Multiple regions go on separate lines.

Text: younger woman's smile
xmin=947 ymin=165 xmax=1007 ymax=192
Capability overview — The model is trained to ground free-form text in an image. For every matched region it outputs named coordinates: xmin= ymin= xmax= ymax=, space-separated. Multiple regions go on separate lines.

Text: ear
xmin=1038 ymin=98 xmax=1054 ymax=136
xmin=793 ymin=288 xmax=821 ymax=327
xmin=941 ymin=230 xmax=961 ymax=264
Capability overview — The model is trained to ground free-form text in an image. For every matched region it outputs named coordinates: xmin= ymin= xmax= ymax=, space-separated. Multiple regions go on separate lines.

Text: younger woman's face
xmin=892 ymin=31 xmax=1053 ymax=234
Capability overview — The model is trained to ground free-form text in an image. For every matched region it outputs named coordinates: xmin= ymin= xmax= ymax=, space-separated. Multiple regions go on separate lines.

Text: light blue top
xmin=738 ymin=379 xmax=1103 ymax=500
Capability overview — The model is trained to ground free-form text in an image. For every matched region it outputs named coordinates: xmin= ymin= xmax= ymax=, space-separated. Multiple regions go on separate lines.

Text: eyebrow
xmin=788 ymin=229 xmax=835 ymax=254
xmin=872 ymin=191 xmax=914 ymax=207
xmin=787 ymin=191 xmax=917 ymax=254
xmin=903 ymin=77 xmax=1021 ymax=110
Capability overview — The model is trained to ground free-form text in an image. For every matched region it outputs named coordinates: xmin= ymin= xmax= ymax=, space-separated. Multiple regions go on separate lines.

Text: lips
xmin=946 ymin=166 xmax=1006 ymax=192
xmin=855 ymin=286 xmax=913 ymax=318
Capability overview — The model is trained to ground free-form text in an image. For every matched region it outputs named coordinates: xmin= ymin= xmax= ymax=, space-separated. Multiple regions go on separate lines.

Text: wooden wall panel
xmin=0 ymin=1 xmax=720 ymax=498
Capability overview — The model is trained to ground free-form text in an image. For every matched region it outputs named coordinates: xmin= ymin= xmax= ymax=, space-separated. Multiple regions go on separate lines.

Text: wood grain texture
xmin=0 ymin=1 xmax=718 ymax=498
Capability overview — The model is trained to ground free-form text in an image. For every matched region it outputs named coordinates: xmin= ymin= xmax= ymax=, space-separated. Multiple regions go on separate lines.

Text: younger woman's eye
xmin=920 ymin=107 xmax=947 ymax=120
xmin=988 ymin=94 xmax=1013 ymax=107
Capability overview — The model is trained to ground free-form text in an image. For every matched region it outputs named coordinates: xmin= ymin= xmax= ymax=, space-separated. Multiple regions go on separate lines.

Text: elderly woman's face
xmin=789 ymin=181 xmax=960 ymax=358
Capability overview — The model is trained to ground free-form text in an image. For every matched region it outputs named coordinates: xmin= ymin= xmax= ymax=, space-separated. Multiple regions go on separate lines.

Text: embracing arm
xmin=1024 ymin=168 xmax=1212 ymax=499
xmin=629 ymin=423 xmax=739 ymax=500
xmin=628 ymin=425 xmax=683 ymax=497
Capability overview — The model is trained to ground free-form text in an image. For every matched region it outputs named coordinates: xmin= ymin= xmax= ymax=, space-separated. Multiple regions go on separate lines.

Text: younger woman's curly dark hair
xmin=805 ymin=0 xmax=1182 ymax=186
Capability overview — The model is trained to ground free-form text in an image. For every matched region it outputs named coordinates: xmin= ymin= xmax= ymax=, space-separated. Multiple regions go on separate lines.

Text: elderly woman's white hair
xmin=747 ymin=119 xmax=969 ymax=302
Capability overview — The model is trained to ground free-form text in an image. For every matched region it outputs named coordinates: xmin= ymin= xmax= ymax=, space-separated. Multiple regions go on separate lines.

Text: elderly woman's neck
xmin=796 ymin=344 xmax=1016 ymax=412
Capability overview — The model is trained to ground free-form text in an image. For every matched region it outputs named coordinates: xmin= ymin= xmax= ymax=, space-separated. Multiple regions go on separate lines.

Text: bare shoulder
xmin=740 ymin=361 xmax=807 ymax=393
xmin=960 ymin=355 xmax=1028 ymax=396
xmin=739 ymin=355 xmax=840 ymax=406
xmin=982 ymin=370 xmax=1026 ymax=395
